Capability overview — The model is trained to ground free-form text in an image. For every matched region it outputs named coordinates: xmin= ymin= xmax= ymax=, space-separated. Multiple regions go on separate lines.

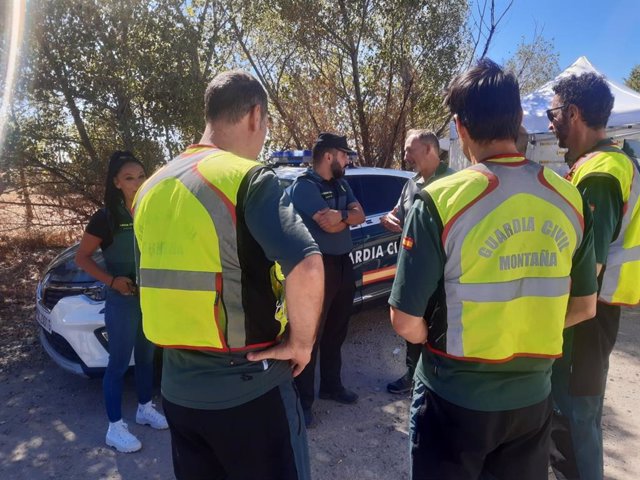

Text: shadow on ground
xmin=0 ymin=352 xmax=170 ymax=480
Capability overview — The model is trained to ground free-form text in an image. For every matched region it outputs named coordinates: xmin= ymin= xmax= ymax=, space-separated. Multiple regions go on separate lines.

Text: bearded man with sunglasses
xmin=548 ymin=73 xmax=640 ymax=480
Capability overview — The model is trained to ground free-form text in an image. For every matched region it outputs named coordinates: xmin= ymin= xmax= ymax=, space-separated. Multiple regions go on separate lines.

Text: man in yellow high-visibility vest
xmin=548 ymin=72 xmax=640 ymax=480
xmin=134 ymin=70 xmax=324 ymax=480
xmin=389 ymin=59 xmax=598 ymax=479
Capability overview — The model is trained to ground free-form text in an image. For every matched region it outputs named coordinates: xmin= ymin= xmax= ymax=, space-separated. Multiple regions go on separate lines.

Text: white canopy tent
xmin=449 ymin=56 xmax=640 ymax=174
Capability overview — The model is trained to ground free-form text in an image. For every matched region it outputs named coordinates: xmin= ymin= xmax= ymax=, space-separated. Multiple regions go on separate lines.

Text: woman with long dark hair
xmin=75 ymin=151 xmax=167 ymax=453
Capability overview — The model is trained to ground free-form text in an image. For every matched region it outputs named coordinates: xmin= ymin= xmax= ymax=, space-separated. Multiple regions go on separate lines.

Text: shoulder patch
xmin=402 ymin=236 xmax=414 ymax=251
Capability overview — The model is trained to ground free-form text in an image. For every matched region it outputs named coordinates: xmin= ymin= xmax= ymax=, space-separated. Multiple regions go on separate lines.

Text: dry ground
xmin=0 ymin=241 xmax=638 ymax=479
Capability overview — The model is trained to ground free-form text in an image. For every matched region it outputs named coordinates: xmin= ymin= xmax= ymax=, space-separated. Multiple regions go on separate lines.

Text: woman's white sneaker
xmin=136 ymin=402 xmax=169 ymax=430
xmin=106 ymin=420 xmax=142 ymax=453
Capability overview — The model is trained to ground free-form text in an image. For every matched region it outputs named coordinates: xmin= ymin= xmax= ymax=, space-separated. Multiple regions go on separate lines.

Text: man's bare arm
xmin=381 ymin=207 xmax=403 ymax=233
xmin=313 ymin=208 xmax=348 ymax=232
xmin=389 ymin=306 xmax=427 ymax=344
xmin=565 ymin=293 xmax=597 ymax=328
xmin=312 ymin=201 xmax=365 ymax=232
xmin=345 ymin=201 xmax=365 ymax=225
xmin=247 ymin=254 xmax=324 ymax=376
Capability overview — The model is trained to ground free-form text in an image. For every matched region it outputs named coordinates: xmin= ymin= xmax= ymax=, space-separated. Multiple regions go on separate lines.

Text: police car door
xmin=346 ymin=174 xmax=408 ymax=306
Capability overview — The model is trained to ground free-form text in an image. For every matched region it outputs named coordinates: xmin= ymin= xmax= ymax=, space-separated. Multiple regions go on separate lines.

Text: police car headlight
xmin=37 ymin=243 xmax=107 ymax=309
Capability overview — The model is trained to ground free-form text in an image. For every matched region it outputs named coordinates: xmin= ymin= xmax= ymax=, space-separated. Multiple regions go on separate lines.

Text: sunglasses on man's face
xmin=546 ymin=104 xmax=568 ymax=122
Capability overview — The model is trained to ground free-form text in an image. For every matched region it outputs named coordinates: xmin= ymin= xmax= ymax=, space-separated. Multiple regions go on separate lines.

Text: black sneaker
xmin=303 ymin=408 xmax=315 ymax=429
xmin=318 ymin=388 xmax=358 ymax=404
xmin=387 ymin=372 xmax=413 ymax=395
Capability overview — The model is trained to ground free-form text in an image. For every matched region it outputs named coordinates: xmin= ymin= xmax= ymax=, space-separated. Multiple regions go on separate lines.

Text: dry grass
xmin=0 ymin=194 xmax=82 ymax=371
xmin=0 ymin=192 xmax=85 ymax=243
xmin=0 ymin=238 xmax=63 ymax=371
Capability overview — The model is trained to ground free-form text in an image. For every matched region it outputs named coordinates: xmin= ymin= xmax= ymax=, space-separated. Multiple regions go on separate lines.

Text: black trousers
xmin=412 ymin=388 xmax=553 ymax=480
xmin=295 ymin=254 xmax=355 ymax=409
xmin=162 ymin=381 xmax=310 ymax=480
xmin=550 ymin=301 xmax=621 ymax=480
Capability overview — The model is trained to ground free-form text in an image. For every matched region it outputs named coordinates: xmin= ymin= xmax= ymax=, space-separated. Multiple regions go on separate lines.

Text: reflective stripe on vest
xmin=134 ymin=147 xmax=275 ymax=350
xmin=426 ymin=159 xmax=584 ymax=362
xmin=570 ymin=146 xmax=640 ymax=305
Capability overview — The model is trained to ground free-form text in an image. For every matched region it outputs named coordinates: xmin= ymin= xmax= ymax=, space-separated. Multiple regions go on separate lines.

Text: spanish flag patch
xmin=402 ymin=236 xmax=414 ymax=250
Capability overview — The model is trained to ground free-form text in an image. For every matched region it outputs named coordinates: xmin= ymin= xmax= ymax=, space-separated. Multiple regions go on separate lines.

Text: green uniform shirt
xmin=161 ymin=168 xmax=319 ymax=409
xmin=389 ymin=171 xmax=597 ymax=411
xmin=86 ymin=203 xmax=136 ymax=280
xmin=394 ymin=163 xmax=455 ymax=225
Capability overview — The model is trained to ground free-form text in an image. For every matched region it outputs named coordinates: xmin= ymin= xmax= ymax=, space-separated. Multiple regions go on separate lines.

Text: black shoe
xmin=387 ymin=372 xmax=413 ymax=395
xmin=319 ymin=388 xmax=358 ymax=404
xmin=302 ymin=408 xmax=314 ymax=429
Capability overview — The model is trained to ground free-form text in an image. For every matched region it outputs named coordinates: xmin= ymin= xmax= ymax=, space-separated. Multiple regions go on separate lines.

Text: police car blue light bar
xmin=269 ymin=149 xmax=358 ymax=166
xmin=269 ymin=150 xmax=312 ymax=165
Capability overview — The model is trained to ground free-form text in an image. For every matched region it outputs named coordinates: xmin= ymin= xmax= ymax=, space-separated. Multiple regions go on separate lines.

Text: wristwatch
xmin=341 ymin=210 xmax=348 ymax=223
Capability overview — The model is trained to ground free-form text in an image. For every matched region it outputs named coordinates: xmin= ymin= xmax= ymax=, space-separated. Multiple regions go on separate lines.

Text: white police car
xmin=35 ymin=150 xmax=413 ymax=376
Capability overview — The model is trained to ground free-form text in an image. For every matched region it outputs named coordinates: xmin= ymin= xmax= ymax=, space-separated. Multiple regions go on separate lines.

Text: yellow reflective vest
xmin=424 ymin=156 xmax=585 ymax=362
xmin=568 ymin=144 xmax=640 ymax=306
xmin=133 ymin=145 xmax=286 ymax=351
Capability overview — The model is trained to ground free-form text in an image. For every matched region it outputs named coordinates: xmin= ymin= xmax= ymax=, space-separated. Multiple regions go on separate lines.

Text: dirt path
xmin=0 ymin=305 xmax=638 ymax=479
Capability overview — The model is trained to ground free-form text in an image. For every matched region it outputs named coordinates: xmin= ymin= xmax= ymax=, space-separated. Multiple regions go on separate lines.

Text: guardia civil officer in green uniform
xmin=134 ymin=70 xmax=324 ymax=480
xmin=381 ymin=129 xmax=454 ymax=395
xmin=548 ymin=72 xmax=640 ymax=480
xmin=289 ymin=133 xmax=366 ymax=428
xmin=389 ymin=59 xmax=598 ymax=480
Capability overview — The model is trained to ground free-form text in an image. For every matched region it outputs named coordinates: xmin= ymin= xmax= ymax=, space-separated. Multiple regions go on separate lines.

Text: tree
xmin=2 ymin=0 xmax=234 ymax=230
xmin=505 ymin=31 xmax=560 ymax=95
xmin=2 ymin=0 xmax=516 ymax=232
xmin=229 ymin=0 xmax=469 ymax=167
xmin=625 ymin=65 xmax=640 ymax=93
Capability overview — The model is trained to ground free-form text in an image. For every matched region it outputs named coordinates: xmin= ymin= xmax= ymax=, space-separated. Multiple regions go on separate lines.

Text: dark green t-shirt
xmin=86 ymin=203 xmax=136 ymax=280
xmin=389 ymin=168 xmax=597 ymax=411
xmin=575 ymin=176 xmax=622 ymax=265
xmin=161 ymin=168 xmax=319 ymax=409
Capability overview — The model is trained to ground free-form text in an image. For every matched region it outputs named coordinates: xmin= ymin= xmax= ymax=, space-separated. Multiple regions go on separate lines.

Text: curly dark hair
xmin=444 ymin=58 xmax=522 ymax=144
xmin=552 ymin=73 xmax=613 ymax=129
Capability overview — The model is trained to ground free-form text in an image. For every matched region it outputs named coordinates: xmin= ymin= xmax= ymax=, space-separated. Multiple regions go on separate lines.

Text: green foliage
xmin=5 ymin=0 xmax=232 ymax=220
xmin=625 ymin=65 xmax=640 ymax=93
xmin=4 ymin=0 xmax=501 ymax=225
xmin=231 ymin=0 xmax=468 ymax=167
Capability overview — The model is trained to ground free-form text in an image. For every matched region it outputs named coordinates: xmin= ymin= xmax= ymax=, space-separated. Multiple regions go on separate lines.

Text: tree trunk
xmin=42 ymin=45 xmax=100 ymax=168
